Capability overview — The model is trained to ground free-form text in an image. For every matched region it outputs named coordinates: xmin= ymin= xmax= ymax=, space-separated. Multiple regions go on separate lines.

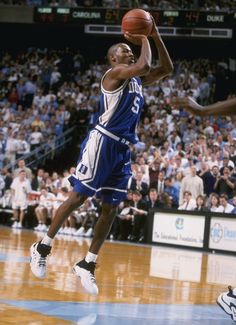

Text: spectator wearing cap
xmin=214 ymin=166 xmax=236 ymax=198
xmin=178 ymin=191 xmax=196 ymax=211
xmin=179 ymin=165 xmax=204 ymax=205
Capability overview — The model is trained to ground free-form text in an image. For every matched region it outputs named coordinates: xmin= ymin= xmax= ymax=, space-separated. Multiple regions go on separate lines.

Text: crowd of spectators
xmin=0 ymin=0 xmax=236 ymax=12
xmin=0 ymin=46 xmax=236 ymax=243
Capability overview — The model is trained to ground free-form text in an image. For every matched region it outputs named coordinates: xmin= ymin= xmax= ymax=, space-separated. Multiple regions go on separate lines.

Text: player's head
xmin=107 ymin=43 xmax=135 ymax=66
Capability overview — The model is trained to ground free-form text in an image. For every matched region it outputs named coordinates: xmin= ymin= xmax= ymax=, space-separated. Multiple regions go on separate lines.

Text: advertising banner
xmin=152 ymin=212 xmax=205 ymax=248
xmin=209 ymin=217 xmax=236 ymax=252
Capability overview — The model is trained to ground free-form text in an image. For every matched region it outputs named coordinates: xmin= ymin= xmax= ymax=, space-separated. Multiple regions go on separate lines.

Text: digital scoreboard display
xmin=34 ymin=8 xmax=236 ymax=29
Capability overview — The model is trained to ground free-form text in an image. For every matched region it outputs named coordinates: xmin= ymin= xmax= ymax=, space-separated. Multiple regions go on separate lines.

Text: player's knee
xmin=67 ymin=192 xmax=87 ymax=209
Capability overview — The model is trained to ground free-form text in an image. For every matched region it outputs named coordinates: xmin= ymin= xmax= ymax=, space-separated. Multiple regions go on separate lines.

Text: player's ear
xmin=110 ymin=54 xmax=116 ymax=63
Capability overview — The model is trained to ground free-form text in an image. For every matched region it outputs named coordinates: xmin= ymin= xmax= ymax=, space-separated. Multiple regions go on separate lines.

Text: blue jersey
xmin=98 ymin=70 xmax=144 ymax=144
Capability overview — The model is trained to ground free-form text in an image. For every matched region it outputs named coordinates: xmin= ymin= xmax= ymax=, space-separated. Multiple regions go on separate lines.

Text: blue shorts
xmin=68 ymin=129 xmax=132 ymax=205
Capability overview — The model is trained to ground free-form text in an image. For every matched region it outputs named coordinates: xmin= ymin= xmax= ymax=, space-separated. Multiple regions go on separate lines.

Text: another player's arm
xmin=172 ymin=97 xmax=236 ymax=116
xmin=142 ymin=17 xmax=173 ymax=86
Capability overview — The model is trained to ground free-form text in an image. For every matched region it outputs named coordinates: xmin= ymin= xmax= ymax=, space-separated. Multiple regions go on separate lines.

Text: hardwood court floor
xmin=0 ymin=226 xmax=235 ymax=324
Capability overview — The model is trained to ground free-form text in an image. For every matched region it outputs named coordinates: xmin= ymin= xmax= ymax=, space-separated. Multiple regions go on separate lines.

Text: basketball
xmin=121 ymin=9 xmax=153 ymax=36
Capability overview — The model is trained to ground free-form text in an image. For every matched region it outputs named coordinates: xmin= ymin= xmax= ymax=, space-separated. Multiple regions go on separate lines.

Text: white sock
xmin=85 ymin=252 xmax=98 ymax=263
xmin=41 ymin=234 xmax=53 ymax=246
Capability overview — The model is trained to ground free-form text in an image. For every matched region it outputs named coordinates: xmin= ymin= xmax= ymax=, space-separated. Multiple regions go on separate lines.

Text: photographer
xmin=214 ymin=166 xmax=236 ymax=198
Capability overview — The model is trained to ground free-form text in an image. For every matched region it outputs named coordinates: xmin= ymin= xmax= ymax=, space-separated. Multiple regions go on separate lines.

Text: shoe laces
xmin=38 ymin=256 xmax=47 ymax=267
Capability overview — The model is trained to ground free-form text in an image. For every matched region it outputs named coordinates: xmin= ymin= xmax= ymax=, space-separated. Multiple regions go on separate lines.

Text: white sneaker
xmin=30 ymin=241 xmax=51 ymax=278
xmin=73 ymin=259 xmax=98 ymax=295
xmin=217 ymin=286 xmax=236 ymax=321
xmin=84 ymin=228 xmax=93 ymax=237
xmin=17 ymin=222 xmax=23 ymax=229
xmin=40 ymin=224 xmax=47 ymax=232
xmin=74 ymin=226 xmax=85 ymax=236
xmin=11 ymin=221 xmax=18 ymax=228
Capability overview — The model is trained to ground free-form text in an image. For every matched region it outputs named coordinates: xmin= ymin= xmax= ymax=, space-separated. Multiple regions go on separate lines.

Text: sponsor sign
xmin=152 ymin=212 xmax=205 ymax=248
xmin=209 ymin=217 xmax=236 ymax=251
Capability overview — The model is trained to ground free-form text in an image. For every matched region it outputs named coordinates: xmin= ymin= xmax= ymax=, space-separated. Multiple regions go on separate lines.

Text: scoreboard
xmin=34 ymin=7 xmax=236 ymax=29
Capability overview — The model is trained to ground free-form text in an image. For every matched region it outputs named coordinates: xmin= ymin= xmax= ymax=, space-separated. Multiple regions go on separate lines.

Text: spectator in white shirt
xmin=209 ymin=193 xmax=224 ymax=213
xmin=34 ymin=187 xmax=55 ymax=231
xmin=178 ymin=191 xmax=196 ymax=211
xmin=10 ymin=170 xmax=32 ymax=228
xmin=219 ymin=194 xmax=234 ymax=213
xmin=16 ymin=132 xmax=30 ymax=159
xmin=179 ymin=165 xmax=204 ymax=205
xmin=29 ymin=126 xmax=43 ymax=150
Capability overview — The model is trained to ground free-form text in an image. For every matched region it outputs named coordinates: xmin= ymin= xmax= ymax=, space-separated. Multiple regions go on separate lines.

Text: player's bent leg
xmin=30 ymin=192 xmax=87 ymax=278
xmin=217 ymin=286 xmax=236 ymax=321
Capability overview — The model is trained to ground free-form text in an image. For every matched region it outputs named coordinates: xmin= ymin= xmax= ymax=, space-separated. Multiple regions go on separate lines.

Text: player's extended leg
xmin=30 ymin=192 xmax=87 ymax=278
xmin=73 ymin=203 xmax=117 ymax=295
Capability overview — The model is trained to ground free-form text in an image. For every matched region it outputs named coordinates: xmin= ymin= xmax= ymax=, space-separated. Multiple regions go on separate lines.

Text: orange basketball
xmin=121 ymin=9 xmax=153 ymax=36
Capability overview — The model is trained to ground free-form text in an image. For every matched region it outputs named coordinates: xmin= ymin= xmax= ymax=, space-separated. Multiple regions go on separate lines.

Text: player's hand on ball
xmin=124 ymin=31 xmax=147 ymax=46
xmin=149 ymin=15 xmax=160 ymax=38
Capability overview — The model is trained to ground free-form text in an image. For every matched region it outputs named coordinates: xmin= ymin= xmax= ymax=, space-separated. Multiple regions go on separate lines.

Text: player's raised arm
xmin=172 ymin=96 xmax=236 ymax=116
xmin=142 ymin=17 xmax=173 ymax=86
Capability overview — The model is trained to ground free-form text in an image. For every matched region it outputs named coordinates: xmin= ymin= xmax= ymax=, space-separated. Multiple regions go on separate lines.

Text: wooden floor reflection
xmin=0 ymin=226 xmax=234 ymax=324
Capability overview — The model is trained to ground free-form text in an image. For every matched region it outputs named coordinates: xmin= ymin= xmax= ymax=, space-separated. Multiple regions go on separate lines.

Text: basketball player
xmin=30 ymin=19 xmax=173 ymax=295
xmin=172 ymin=96 xmax=236 ymax=116
xmin=173 ymin=95 xmax=236 ymax=321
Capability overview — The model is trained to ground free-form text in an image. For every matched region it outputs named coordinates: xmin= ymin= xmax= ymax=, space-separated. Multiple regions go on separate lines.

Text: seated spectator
xmin=208 ymin=193 xmax=224 ymax=213
xmin=73 ymin=198 xmax=98 ymax=237
xmin=128 ymin=170 xmax=149 ymax=198
xmin=128 ymin=190 xmax=148 ymax=243
xmin=219 ymin=193 xmax=234 ymax=213
xmin=178 ymin=191 xmax=196 ymax=211
xmin=34 ymin=187 xmax=55 ymax=231
xmin=194 ymin=194 xmax=209 ymax=212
